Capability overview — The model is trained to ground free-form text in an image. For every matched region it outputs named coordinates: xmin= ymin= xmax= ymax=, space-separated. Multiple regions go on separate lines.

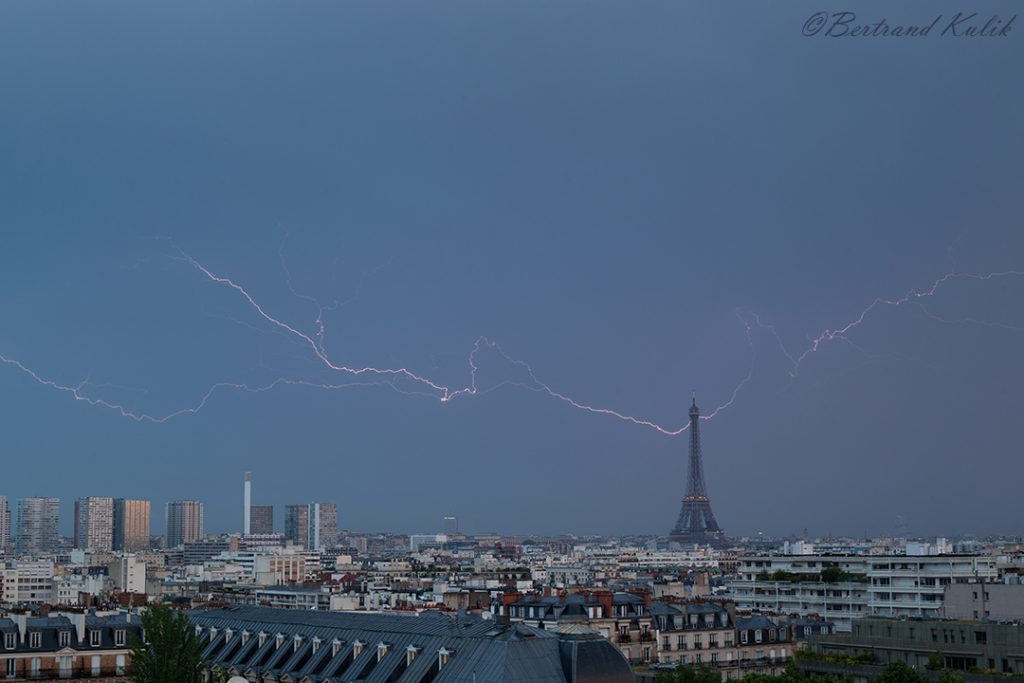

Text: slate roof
xmin=0 ymin=613 xmax=141 ymax=653
xmin=191 ymin=606 xmax=634 ymax=683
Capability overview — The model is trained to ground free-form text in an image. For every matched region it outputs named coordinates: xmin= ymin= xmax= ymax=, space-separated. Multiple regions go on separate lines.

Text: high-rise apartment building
xmin=74 ymin=497 xmax=115 ymax=551
xmin=0 ymin=497 xmax=11 ymax=555
xmin=249 ymin=505 xmax=274 ymax=535
xmin=285 ymin=503 xmax=337 ymax=550
xmin=165 ymin=500 xmax=203 ymax=548
xmin=113 ymin=499 xmax=151 ymax=552
xmin=308 ymin=502 xmax=337 ymax=551
xmin=443 ymin=515 xmax=459 ymax=535
xmin=16 ymin=497 xmax=60 ymax=556
xmin=284 ymin=504 xmax=309 ymax=547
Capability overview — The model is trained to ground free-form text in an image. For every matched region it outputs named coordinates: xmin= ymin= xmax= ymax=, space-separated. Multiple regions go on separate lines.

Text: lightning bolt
xmin=741 ymin=269 xmax=1024 ymax=379
xmin=1 ymin=249 xmax=1019 ymax=433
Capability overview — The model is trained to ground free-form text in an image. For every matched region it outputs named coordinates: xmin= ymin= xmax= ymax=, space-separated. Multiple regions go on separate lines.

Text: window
xmin=6 ymin=659 xmax=16 ymax=677
xmin=4 ymin=633 xmax=15 ymax=650
xmin=114 ymin=630 xmax=126 ymax=647
xmin=755 ymin=630 xmax=763 ymax=643
xmin=406 ymin=646 xmax=418 ymax=666
xmin=116 ymin=655 xmax=126 ymax=676
xmin=60 ymin=631 xmax=71 ymax=647
xmin=975 ymin=631 xmax=988 ymax=644
xmin=90 ymin=630 xmax=101 ymax=647
xmin=29 ymin=632 xmax=41 ymax=649
xmin=438 ymin=648 xmax=451 ymax=669
xmin=741 ymin=631 xmax=749 ymax=644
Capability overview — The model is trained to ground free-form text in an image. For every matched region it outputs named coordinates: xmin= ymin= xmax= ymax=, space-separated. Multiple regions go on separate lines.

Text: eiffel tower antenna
xmin=669 ymin=395 xmax=727 ymax=547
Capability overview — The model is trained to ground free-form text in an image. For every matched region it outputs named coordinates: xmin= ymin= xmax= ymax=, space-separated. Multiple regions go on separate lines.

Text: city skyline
xmin=0 ymin=0 xmax=1021 ymax=537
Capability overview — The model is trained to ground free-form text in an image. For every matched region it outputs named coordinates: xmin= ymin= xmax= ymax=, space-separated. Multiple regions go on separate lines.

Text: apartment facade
xmin=15 ymin=498 xmax=60 ymax=557
xmin=0 ymin=498 xmax=11 ymax=556
xmin=249 ymin=505 xmax=273 ymax=535
xmin=808 ymin=616 xmax=1024 ymax=675
xmin=284 ymin=504 xmax=309 ymax=547
xmin=73 ymin=497 xmax=115 ymax=552
xmin=0 ymin=612 xmax=140 ymax=680
xmin=729 ymin=554 xmax=999 ymax=631
xmin=165 ymin=500 xmax=203 ymax=548
xmin=113 ymin=499 xmax=150 ymax=552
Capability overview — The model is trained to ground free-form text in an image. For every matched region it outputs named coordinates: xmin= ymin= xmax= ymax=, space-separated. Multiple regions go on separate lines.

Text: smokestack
xmin=244 ymin=472 xmax=252 ymax=535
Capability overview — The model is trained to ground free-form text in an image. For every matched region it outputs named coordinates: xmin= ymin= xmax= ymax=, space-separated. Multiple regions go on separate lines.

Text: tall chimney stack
xmin=243 ymin=472 xmax=252 ymax=535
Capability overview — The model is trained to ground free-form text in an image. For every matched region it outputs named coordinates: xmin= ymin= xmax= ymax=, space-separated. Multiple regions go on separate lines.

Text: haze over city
xmin=1 ymin=0 xmax=1021 ymax=538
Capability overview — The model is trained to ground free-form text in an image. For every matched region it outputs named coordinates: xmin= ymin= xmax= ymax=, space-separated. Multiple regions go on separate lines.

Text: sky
xmin=0 ymin=0 xmax=1021 ymax=539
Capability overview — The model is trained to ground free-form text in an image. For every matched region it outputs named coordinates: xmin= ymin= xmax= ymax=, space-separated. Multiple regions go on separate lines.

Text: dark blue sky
xmin=0 ymin=0 xmax=1021 ymax=538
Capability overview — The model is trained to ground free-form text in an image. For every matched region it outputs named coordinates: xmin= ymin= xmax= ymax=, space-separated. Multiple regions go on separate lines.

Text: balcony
xmin=616 ymin=634 xmax=631 ymax=643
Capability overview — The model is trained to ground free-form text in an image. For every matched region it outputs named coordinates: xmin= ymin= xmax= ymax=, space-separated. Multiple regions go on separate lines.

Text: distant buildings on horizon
xmin=0 ymin=472 xmax=344 ymax=555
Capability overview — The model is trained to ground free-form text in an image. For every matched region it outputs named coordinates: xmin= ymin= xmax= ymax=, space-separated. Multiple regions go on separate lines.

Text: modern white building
xmin=108 ymin=555 xmax=147 ymax=594
xmin=0 ymin=559 xmax=56 ymax=604
xmin=728 ymin=554 xmax=999 ymax=631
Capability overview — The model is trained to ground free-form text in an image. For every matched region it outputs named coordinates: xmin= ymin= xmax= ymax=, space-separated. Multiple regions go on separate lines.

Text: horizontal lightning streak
xmin=2 ymin=254 xmax=1019 ymax=432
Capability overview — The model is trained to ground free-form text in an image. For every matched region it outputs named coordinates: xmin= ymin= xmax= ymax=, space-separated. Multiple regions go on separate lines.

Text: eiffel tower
xmin=669 ymin=396 xmax=727 ymax=547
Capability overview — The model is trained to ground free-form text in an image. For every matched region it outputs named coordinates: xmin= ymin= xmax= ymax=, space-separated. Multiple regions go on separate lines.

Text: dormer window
xmin=293 ymin=635 xmax=303 ymax=652
xmin=406 ymin=645 xmax=419 ymax=666
xmin=30 ymin=632 xmax=41 ymax=648
xmin=438 ymin=647 xmax=451 ymax=669
xmin=90 ymin=630 xmax=102 ymax=647
xmin=241 ymin=631 xmax=250 ymax=645
xmin=755 ymin=629 xmax=763 ymax=643
xmin=258 ymin=632 xmax=268 ymax=647
xmin=60 ymin=631 xmax=71 ymax=647
xmin=224 ymin=629 xmax=234 ymax=643
xmin=115 ymin=630 xmax=126 ymax=647
xmin=4 ymin=633 xmax=14 ymax=649
xmin=377 ymin=642 xmax=388 ymax=661
xmin=312 ymin=637 xmax=321 ymax=654
xmin=275 ymin=634 xmax=285 ymax=649
xmin=332 ymin=639 xmax=343 ymax=656
xmin=352 ymin=641 xmax=364 ymax=658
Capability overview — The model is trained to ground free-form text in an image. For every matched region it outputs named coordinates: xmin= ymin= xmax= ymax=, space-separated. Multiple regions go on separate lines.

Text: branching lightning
xmin=739 ymin=270 xmax=1024 ymax=380
xmin=1 ymin=247 xmax=1021 ymax=433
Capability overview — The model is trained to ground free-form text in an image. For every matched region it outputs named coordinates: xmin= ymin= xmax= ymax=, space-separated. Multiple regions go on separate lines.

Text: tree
xmin=129 ymin=603 xmax=206 ymax=683
xmin=876 ymin=661 xmax=926 ymax=683
xmin=655 ymin=663 xmax=724 ymax=683
xmin=820 ymin=567 xmax=845 ymax=583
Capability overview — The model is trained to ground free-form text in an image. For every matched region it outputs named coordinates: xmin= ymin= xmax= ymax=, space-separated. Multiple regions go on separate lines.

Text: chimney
xmin=72 ymin=613 xmax=86 ymax=644
xmin=595 ymin=591 xmax=614 ymax=618
xmin=243 ymin=472 xmax=252 ymax=536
